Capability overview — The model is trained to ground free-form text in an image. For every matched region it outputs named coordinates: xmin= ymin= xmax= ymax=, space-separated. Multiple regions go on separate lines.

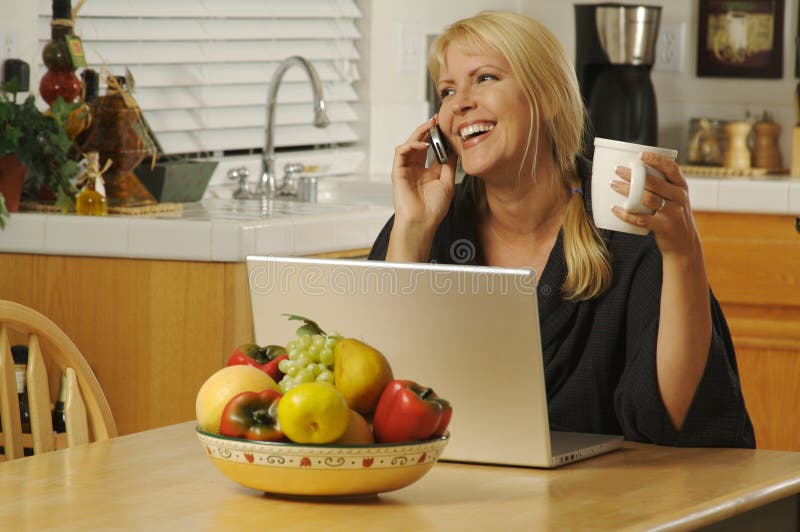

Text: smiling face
xmin=436 ymin=46 xmax=537 ymax=182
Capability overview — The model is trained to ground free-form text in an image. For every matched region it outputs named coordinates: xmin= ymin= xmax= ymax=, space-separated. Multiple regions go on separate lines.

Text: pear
xmin=333 ymin=338 xmax=394 ymax=415
xmin=333 ymin=409 xmax=375 ymax=445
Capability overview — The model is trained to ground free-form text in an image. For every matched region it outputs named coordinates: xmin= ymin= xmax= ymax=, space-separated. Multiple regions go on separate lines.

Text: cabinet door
xmin=0 ymin=254 xmax=254 ymax=436
xmin=695 ymin=212 xmax=800 ymax=450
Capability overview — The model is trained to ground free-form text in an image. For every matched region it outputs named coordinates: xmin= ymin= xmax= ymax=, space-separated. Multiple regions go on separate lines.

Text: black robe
xmin=368 ymin=170 xmax=755 ymax=448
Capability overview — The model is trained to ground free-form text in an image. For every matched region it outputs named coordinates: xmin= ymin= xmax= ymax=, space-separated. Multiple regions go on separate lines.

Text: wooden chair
xmin=0 ymin=300 xmax=117 ymax=461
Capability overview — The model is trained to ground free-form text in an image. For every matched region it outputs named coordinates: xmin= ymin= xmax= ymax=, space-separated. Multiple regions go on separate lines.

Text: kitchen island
xmin=0 ymin=175 xmax=798 ymax=446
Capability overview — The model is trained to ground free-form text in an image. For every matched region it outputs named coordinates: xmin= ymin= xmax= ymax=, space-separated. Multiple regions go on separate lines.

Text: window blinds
xmin=36 ymin=0 xmax=362 ymax=157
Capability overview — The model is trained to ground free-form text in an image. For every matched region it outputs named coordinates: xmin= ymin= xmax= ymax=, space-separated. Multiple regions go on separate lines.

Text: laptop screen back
xmin=246 ymin=256 xmax=553 ymax=466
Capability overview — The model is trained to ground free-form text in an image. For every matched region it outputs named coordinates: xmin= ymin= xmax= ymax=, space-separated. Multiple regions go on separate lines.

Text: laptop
xmin=245 ymin=256 xmax=623 ymax=468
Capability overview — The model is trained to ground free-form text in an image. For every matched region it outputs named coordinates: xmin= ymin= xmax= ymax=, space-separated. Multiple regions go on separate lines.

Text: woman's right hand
xmin=390 ymin=116 xmax=457 ymax=239
xmin=386 ymin=116 xmax=457 ymax=262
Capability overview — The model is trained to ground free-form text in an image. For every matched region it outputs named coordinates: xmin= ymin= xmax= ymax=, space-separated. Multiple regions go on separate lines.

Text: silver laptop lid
xmin=246 ymin=256 xmax=553 ymax=467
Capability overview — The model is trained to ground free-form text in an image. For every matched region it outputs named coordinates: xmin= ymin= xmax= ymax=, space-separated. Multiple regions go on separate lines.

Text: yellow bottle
xmin=76 ymin=152 xmax=108 ymax=216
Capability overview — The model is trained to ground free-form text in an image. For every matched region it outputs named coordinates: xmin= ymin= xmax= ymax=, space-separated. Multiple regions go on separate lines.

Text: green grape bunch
xmin=277 ymin=315 xmax=341 ymax=394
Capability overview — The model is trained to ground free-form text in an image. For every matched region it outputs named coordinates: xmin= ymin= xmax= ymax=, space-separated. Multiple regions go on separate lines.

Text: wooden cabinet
xmin=694 ymin=212 xmax=800 ymax=451
xmin=0 ymin=248 xmax=370 ymax=436
xmin=0 ymin=254 xmax=253 ymax=435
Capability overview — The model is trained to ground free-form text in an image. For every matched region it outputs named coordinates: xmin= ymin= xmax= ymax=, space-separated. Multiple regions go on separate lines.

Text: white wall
xmin=0 ymin=1 xmax=37 ymax=90
xmin=364 ymin=0 xmax=799 ymax=173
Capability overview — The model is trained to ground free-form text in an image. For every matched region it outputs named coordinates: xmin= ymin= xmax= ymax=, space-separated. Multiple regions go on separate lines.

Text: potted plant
xmin=0 ymin=79 xmax=78 ymax=228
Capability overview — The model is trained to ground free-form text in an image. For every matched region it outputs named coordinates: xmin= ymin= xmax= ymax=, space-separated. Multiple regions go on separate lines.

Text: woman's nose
xmin=450 ymin=88 xmax=475 ymax=114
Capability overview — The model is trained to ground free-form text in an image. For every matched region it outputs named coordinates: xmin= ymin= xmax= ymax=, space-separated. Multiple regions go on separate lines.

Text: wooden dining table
xmin=2 ymin=421 xmax=800 ymax=530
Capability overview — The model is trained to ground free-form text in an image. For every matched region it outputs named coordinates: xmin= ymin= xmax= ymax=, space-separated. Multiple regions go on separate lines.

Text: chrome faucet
xmin=257 ymin=56 xmax=330 ymax=198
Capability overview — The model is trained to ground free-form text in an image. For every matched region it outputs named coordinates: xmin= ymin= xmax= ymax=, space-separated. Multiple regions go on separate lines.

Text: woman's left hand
xmin=610 ymin=152 xmax=701 ymax=258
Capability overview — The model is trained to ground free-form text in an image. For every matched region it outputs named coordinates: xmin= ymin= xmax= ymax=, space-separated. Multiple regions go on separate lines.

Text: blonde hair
xmin=428 ymin=11 xmax=612 ymax=301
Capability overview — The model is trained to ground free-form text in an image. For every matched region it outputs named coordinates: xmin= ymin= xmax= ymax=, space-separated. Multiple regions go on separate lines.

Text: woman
xmin=368 ymin=11 xmax=755 ymax=447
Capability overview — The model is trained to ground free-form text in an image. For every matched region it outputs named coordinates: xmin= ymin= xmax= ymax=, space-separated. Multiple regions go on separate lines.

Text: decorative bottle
xmin=52 ymin=372 xmax=67 ymax=434
xmin=11 ymin=345 xmax=33 ymax=457
xmin=39 ymin=0 xmax=81 ymax=106
xmin=72 ymin=68 xmax=99 ymax=146
xmin=81 ymin=75 xmax=154 ymax=206
xmin=76 ymin=151 xmax=109 ymax=215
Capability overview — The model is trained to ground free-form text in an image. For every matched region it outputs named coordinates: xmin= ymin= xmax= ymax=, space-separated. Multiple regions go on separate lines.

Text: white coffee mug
xmin=591 ymin=137 xmax=678 ymax=236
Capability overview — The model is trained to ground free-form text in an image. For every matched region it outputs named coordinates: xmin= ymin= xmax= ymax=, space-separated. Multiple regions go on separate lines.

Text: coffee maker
xmin=575 ymin=4 xmax=662 ymax=155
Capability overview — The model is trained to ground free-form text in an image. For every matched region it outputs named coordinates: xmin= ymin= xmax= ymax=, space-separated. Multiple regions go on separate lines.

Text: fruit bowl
xmin=196 ymin=427 xmax=449 ymax=497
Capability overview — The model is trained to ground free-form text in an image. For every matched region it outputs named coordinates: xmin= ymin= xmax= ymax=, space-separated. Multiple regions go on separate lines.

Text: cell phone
xmin=429 ymin=125 xmax=452 ymax=164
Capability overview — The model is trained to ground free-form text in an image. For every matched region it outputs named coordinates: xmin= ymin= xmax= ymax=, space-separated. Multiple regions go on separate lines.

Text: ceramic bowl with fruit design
xmin=196 ymin=427 xmax=449 ymax=496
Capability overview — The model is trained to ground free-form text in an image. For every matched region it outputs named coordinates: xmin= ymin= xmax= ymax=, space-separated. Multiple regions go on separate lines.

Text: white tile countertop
xmin=0 ymin=174 xmax=797 ymax=262
xmin=686 ymin=173 xmax=800 ymax=215
xmin=0 ymin=197 xmax=394 ymax=262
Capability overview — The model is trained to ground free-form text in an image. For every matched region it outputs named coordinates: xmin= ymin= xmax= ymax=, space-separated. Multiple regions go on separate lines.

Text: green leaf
xmin=49 ymin=97 xmax=79 ymax=126
xmin=263 ymin=345 xmax=287 ymax=361
xmin=283 ymin=314 xmax=326 ymax=336
xmin=0 ymin=125 xmax=21 ymax=155
xmin=1 ymin=78 xmax=21 ymax=96
xmin=0 ymin=88 xmax=79 ymax=228
xmin=55 ymin=186 xmax=76 ymax=213
xmin=0 ymin=102 xmax=14 ymax=121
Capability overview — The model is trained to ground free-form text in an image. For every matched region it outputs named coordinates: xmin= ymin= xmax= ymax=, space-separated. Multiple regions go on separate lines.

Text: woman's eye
xmin=478 ymin=74 xmax=498 ymax=83
xmin=439 ymin=87 xmax=455 ymax=99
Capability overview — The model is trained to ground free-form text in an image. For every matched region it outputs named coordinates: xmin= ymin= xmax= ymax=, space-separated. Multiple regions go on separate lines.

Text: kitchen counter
xmin=685 ymin=173 xmax=800 ymax=215
xmin=0 ymin=198 xmax=393 ymax=261
xmin=0 ymin=174 xmax=797 ymax=262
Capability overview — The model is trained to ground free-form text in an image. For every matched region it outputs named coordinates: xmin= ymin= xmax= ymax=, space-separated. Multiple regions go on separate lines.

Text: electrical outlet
xmin=654 ymin=22 xmax=685 ymax=73
xmin=397 ymin=22 xmax=423 ymax=75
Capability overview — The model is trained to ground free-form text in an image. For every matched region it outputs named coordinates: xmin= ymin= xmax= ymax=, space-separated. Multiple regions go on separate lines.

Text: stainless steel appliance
xmin=575 ymin=4 xmax=662 ymax=155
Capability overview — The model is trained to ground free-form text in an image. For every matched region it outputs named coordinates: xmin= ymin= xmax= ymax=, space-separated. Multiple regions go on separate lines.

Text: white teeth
xmin=459 ymin=123 xmax=495 ymax=140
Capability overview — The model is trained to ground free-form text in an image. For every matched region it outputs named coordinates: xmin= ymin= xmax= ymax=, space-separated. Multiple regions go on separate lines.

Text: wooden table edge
xmin=630 ymin=475 xmax=800 ymax=531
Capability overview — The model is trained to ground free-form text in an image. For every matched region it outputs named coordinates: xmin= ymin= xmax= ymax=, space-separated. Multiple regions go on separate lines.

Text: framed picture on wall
xmin=696 ymin=0 xmax=784 ymax=78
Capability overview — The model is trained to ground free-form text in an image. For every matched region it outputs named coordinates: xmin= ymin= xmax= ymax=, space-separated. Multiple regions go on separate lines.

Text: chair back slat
xmin=27 ymin=334 xmax=55 ymax=454
xmin=64 ymin=368 xmax=89 ymax=447
xmin=0 ymin=301 xmax=117 ymax=461
xmin=0 ymin=325 xmax=23 ymax=460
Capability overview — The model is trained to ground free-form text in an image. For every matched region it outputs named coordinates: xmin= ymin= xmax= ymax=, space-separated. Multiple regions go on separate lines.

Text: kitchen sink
xmin=182 ymin=176 xmax=392 ymax=222
xmin=314 ymin=177 xmax=392 ymax=206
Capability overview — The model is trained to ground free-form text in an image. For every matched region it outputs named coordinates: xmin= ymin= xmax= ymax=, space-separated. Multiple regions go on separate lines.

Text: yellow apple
xmin=195 ymin=365 xmax=278 ymax=434
xmin=333 ymin=338 xmax=394 ymax=415
xmin=333 ymin=409 xmax=375 ymax=445
xmin=277 ymin=382 xmax=350 ymax=444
